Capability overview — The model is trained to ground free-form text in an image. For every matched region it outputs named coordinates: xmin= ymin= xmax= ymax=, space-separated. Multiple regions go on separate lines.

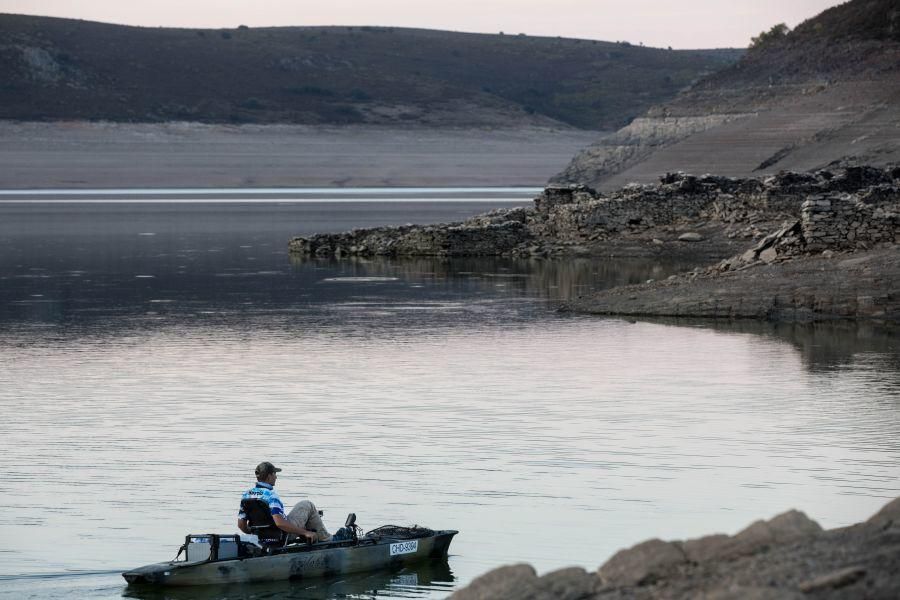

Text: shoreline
xmin=289 ymin=167 xmax=899 ymax=322
xmin=563 ymin=245 xmax=900 ymax=322
xmin=0 ymin=121 xmax=600 ymax=189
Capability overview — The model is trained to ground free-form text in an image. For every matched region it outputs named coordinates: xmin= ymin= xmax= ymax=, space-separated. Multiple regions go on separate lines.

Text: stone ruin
xmin=288 ymin=166 xmax=900 ymax=259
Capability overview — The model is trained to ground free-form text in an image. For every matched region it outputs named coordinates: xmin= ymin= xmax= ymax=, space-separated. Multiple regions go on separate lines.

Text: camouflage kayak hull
xmin=123 ymin=530 xmax=457 ymax=586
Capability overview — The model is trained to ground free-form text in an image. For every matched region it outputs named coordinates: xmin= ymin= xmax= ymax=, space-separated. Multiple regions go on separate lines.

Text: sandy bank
xmin=0 ymin=121 xmax=601 ymax=189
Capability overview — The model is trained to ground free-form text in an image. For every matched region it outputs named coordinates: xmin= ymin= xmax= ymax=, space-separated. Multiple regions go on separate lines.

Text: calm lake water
xmin=1 ymin=191 xmax=899 ymax=599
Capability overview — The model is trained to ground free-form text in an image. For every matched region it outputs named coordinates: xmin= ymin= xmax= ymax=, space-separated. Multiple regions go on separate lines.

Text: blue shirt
xmin=238 ymin=481 xmax=285 ymax=520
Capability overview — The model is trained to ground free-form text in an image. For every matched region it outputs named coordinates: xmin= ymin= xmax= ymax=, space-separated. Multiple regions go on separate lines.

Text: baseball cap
xmin=255 ymin=461 xmax=282 ymax=477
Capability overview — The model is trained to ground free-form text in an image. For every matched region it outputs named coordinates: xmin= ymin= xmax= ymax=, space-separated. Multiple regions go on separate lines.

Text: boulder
xmin=448 ymin=565 xmax=599 ymax=600
xmin=536 ymin=567 xmax=600 ymax=599
xmin=798 ymin=566 xmax=866 ymax=593
xmin=682 ymin=533 xmax=731 ymax=563
xmin=598 ymin=538 xmax=686 ymax=586
xmin=449 ymin=564 xmax=539 ymax=600
xmin=866 ymin=496 xmax=900 ymax=529
xmin=703 ymin=585 xmax=804 ymax=599
xmin=719 ymin=510 xmax=821 ymax=558
xmin=678 ymin=232 xmax=705 ymax=242
xmin=766 ymin=509 xmax=823 ymax=541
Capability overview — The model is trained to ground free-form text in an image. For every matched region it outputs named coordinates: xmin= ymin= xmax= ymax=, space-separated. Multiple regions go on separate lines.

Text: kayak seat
xmin=240 ymin=499 xmax=286 ymax=546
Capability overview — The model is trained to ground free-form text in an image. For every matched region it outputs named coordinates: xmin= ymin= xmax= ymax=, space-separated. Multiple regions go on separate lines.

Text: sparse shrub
xmin=750 ymin=23 xmax=790 ymax=49
xmin=240 ymin=97 xmax=264 ymax=109
xmin=283 ymin=85 xmax=335 ymax=97
xmin=237 ymin=24 xmax=249 ymax=30
xmin=329 ymin=105 xmax=364 ymax=122
xmin=349 ymin=88 xmax=371 ymax=101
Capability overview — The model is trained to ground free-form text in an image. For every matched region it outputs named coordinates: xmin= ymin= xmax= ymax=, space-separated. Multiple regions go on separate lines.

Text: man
xmin=237 ymin=461 xmax=331 ymax=543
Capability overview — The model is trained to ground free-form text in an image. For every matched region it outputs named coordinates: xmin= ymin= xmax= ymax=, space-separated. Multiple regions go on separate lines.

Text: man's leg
xmin=287 ymin=500 xmax=332 ymax=542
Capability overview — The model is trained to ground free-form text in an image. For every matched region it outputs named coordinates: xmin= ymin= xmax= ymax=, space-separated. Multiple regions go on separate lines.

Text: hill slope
xmin=555 ymin=0 xmax=900 ymax=188
xmin=0 ymin=14 xmax=741 ymax=129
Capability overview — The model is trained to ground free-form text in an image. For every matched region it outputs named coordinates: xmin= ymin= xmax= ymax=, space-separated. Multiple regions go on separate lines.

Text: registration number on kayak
xmin=389 ymin=540 xmax=419 ymax=556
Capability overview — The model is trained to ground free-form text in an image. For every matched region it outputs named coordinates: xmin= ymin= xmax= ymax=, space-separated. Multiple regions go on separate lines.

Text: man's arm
xmin=272 ymin=514 xmax=317 ymax=541
xmin=237 ymin=518 xmax=251 ymax=534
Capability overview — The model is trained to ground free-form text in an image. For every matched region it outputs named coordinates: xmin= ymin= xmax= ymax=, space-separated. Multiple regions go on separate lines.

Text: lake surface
xmin=1 ymin=191 xmax=898 ymax=599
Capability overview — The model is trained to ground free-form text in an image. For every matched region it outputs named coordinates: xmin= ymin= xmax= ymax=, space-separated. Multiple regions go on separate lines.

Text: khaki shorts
xmin=286 ymin=500 xmax=331 ymax=542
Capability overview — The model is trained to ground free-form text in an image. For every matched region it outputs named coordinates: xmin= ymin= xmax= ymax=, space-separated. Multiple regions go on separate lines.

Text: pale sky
xmin=1 ymin=0 xmax=845 ymax=49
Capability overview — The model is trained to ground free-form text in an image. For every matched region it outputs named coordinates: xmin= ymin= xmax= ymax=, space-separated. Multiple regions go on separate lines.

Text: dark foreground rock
xmin=449 ymin=497 xmax=900 ymax=600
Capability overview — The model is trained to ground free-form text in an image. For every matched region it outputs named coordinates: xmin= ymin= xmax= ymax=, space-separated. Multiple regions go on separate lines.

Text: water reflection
xmin=122 ymin=559 xmax=455 ymax=600
xmin=652 ymin=319 xmax=900 ymax=376
xmin=1 ymin=200 xmax=899 ymax=600
xmin=0 ymin=251 xmax=691 ymax=337
xmin=4 ymin=247 xmax=898 ymax=378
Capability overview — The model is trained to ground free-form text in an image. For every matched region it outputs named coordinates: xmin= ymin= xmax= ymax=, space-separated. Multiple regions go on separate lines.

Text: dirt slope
xmin=554 ymin=0 xmax=900 ymax=189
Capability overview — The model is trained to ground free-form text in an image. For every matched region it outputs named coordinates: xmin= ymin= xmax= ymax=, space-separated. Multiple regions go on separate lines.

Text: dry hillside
xmin=554 ymin=0 xmax=900 ymax=189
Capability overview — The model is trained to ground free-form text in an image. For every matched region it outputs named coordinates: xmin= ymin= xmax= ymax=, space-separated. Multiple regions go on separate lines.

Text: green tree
xmin=750 ymin=23 xmax=790 ymax=49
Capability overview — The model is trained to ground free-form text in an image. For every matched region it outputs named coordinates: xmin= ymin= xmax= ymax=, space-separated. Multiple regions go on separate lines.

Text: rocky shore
xmin=290 ymin=166 xmax=899 ymax=321
xmin=449 ymin=497 xmax=900 ymax=599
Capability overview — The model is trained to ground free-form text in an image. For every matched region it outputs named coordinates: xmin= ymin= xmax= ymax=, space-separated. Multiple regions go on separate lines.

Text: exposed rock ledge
xmin=449 ymin=497 xmax=900 ymax=600
xmin=563 ymin=245 xmax=900 ymax=322
xmin=563 ymin=179 xmax=900 ymax=321
xmin=290 ymin=167 xmax=898 ymax=321
xmin=290 ymin=166 xmax=898 ymax=263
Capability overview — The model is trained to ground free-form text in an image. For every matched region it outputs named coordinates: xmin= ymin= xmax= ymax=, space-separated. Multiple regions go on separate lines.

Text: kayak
xmin=122 ymin=525 xmax=457 ymax=586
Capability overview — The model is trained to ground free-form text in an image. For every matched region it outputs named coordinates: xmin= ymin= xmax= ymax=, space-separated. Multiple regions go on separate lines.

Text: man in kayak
xmin=237 ymin=461 xmax=332 ymax=543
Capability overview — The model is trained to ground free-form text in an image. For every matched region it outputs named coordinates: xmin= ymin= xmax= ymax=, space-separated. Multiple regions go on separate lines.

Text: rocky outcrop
xmin=564 ymin=244 xmax=900 ymax=321
xmin=448 ymin=497 xmax=900 ymax=599
xmin=562 ymin=168 xmax=899 ymax=321
xmin=450 ymin=565 xmax=600 ymax=600
xmin=291 ymin=166 xmax=899 ymax=323
xmin=290 ymin=166 xmax=899 ymax=264
xmin=288 ymin=219 xmax=533 ymax=258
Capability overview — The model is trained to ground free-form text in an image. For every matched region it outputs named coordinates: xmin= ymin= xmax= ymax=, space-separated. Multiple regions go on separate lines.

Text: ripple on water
xmin=0 ymin=202 xmax=898 ymax=599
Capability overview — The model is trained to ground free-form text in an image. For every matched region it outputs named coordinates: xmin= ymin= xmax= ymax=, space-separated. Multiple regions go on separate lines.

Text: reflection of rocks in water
xmin=289 ymin=255 xmax=694 ymax=302
xmin=646 ymin=318 xmax=900 ymax=377
xmin=123 ymin=558 xmax=454 ymax=600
